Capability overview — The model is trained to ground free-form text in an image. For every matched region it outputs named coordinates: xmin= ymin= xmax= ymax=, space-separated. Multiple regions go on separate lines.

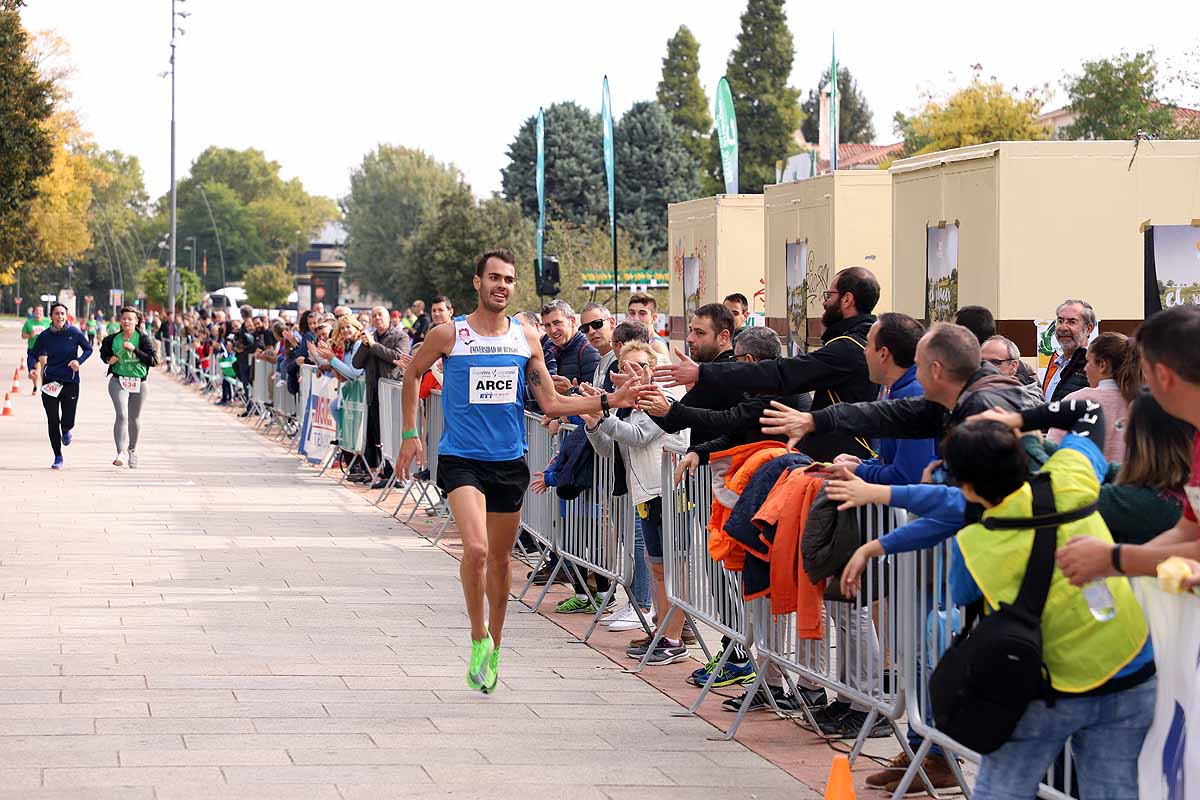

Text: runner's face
xmin=475 ymin=258 xmax=516 ymax=313
xmin=120 ymin=312 xmax=138 ymax=333
xmin=51 ymin=306 xmax=68 ymax=328
xmin=33 ymin=307 xmax=44 ymax=320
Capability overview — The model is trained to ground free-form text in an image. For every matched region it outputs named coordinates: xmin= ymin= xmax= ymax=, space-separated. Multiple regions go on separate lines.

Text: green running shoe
xmin=466 ymin=635 xmax=494 ymax=691
xmin=554 ymin=594 xmax=598 ymax=614
xmin=481 ymin=645 xmax=500 ymax=694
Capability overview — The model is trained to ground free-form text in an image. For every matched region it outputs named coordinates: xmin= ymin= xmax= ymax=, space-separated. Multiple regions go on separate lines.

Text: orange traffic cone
xmin=10 ymin=368 xmax=18 ymax=393
xmin=1 ymin=393 xmax=12 ymax=417
xmin=824 ymin=754 xmax=855 ymax=800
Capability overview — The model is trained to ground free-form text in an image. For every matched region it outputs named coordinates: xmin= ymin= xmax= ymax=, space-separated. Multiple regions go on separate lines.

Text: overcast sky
xmin=20 ymin=1 xmax=1199 ymax=205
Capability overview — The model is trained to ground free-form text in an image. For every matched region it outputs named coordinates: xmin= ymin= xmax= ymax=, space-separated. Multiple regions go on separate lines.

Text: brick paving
xmin=0 ymin=319 xmax=824 ymax=799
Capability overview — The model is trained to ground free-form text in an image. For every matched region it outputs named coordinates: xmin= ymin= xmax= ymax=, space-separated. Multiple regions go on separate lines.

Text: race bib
xmin=469 ymin=366 xmax=519 ymax=405
xmin=119 ymin=376 xmax=142 ymax=394
xmin=40 ymin=381 xmax=62 ymax=398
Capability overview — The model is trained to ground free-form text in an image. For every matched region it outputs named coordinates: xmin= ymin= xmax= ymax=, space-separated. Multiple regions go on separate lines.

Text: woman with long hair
xmin=1047 ymin=332 xmax=1140 ymax=463
xmin=26 ymin=302 xmax=93 ymax=469
xmin=100 ymin=306 xmax=158 ymax=468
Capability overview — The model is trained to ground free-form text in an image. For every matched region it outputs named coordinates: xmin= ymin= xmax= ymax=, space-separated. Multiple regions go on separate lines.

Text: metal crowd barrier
xmin=333 ymin=375 xmax=370 ymax=481
xmin=289 ymin=364 xmax=315 ymax=453
xmin=250 ymin=360 xmax=274 ymax=423
xmin=516 ymin=413 xmax=561 ymax=608
xmin=396 ymin=391 xmax=452 ymax=540
xmin=374 ymin=379 xmax=404 ymax=503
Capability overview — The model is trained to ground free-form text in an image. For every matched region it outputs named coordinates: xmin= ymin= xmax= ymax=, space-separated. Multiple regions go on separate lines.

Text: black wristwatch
xmin=600 ymin=392 xmax=610 ymax=415
xmin=1111 ymin=544 xmax=1125 ymax=574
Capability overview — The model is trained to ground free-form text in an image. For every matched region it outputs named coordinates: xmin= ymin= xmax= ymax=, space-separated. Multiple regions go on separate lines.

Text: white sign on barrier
xmin=303 ymin=374 xmax=338 ymax=465
xmin=1136 ymin=578 xmax=1199 ymax=800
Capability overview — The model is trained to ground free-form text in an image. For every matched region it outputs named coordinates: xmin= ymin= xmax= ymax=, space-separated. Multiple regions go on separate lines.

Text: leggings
xmin=41 ymin=381 xmax=80 ymax=457
xmin=108 ymin=375 xmax=147 ymax=453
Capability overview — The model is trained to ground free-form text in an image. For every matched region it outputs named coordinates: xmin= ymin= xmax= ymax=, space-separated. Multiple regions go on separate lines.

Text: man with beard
xmin=1041 ymin=299 xmax=1095 ymax=403
xmin=654 ymin=267 xmax=881 ymax=462
xmin=396 ymin=248 xmax=649 ymax=693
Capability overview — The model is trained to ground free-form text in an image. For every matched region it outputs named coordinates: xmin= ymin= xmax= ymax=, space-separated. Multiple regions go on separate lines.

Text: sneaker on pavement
xmin=602 ymin=602 xmax=633 ymax=625
xmin=127 ymin=450 xmax=138 ymax=469
xmin=113 ymin=452 xmax=125 ymax=467
xmin=466 ymin=635 xmax=494 ymax=691
xmin=882 ymin=755 xmax=962 ymax=795
xmin=481 ymin=645 xmax=500 ymax=694
xmin=817 ymin=709 xmax=893 ymax=740
xmin=61 ymin=429 xmax=72 ymax=446
xmin=527 ymin=564 xmax=563 ymax=586
xmin=866 ymin=752 xmax=912 ymax=788
xmin=690 ymin=659 xmax=757 ymax=688
xmin=555 ymin=594 xmax=601 ymax=614
xmin=643 ymin=642 xmax=689 ymax=666
xmin=607 ymin=605 xmax=649 ymax=631
xmin=51 ymin=455 xmax=63 ymax=470
xmin=688 ymin=654 xmax=720 ymax=685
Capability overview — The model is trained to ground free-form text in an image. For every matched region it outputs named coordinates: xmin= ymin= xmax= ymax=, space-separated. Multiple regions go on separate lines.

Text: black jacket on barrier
xmin=667 ymin=390 xmax=813 ymax=464
xmin=810 ymin=364 xmax=1042 ymax=448
xmin=690 ymin=314 xmax=878 ymax=462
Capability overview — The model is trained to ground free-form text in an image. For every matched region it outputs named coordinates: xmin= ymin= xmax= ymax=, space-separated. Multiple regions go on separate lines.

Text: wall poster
xmin=785 ymin=240 xmax=807 ymax=356
xmin=925 ymin=222 xmax=959 ymax=323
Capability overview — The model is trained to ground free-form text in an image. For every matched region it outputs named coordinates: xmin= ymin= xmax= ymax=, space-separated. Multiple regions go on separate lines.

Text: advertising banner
xmin=536 ymin=107 xmax=545 ymax=280
xmin=925 ymin=223 xmax=959 ymax=323
xmin=302 ymin=373 xmax=339 ymax=465
xmin=785 ymin=240 xmax=808 ymax=356
xmin=1145 ymin=224 xmax=1200 ymax=317
xmin=714 ymin=77 xmax=738 ymax=195
xmin=338 ymin=377 xmax=367 ymax=455
xmin=682 ymin=256 xmax=701 ymax=335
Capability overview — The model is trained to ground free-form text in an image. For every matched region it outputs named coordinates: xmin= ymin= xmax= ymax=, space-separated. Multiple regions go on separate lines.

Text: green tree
xmin=656 ymin=26 xmax=712 ymax=174
xmin=1062 ymin=51 xmax=1176 ymax=140
xmin=0 ymin=1 xmax=55 ymax=284
xmin=709 ymin=0 xmax=802 ymax=193
xmin=140 ymin=264 xmax=201 ymax=308
xmin=340 ymin=144 xmax=461 ymax=305
xmin=405 ymin=185 xmax=536 ymax=313
xmin=177 ymin=181 xmax=266 ymax=287
xmin=895 ymin=76 xmax=1047 ymax=157
xmin=243 ymin=262 xmax=293 ymax=308
xmin=500 ymin=101 xmax=604 ymax=224
xmin=615 ymin=101 xmax=701 ymax=263
xmin=800 ymin=65 xmax=875 ymax=145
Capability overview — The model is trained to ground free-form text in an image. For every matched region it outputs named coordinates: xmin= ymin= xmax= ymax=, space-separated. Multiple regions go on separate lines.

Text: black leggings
xmin=41 ymin=381 xmax=80 ymax=457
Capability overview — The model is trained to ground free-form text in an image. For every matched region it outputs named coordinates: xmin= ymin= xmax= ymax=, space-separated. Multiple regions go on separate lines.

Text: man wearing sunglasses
xmin=580 ymin=303 xmax=615 ymax=388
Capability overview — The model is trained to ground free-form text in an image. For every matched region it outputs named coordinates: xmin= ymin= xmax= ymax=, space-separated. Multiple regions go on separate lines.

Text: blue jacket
xmin=27 ymin=324 xmax=93 ymax=384
xmin=553 ymin=332 xmax=599 ymax=387
xmin=855 ymin=366 xmax=937 ymax=486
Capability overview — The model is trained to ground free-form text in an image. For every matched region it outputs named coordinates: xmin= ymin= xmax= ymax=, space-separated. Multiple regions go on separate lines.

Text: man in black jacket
xmin=761 ymin=322 xmax=1040 ymax=452
xmin=352 ymin=306 xmax=411 ymax=486
xmin=655 ymin=267 xmax=880 ymax=462
xmin=1040 ymin=299 xmax=1094 ymax=402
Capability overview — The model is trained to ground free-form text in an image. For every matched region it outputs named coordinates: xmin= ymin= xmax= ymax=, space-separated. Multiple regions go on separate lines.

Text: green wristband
xmin=401 ymin=428 xmax=420 ymax=440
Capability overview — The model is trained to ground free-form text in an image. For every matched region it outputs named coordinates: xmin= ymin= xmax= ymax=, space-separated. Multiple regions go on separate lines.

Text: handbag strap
xmin=1011 ymin=473 xmax=1059 ymax=618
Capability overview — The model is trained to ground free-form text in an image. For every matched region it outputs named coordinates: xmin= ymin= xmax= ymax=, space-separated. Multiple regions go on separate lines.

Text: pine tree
xmin=500 ymin=101 xmax=604 ymax=225
xmin=800 ymin=65 xmax=876 ymax=145
xmin=656 ymin=26 xmax=712 ymax=174
xmin=709 ymin=0 xmax=802 ymax=194
xmin=0 ymin=0 xmax=55 ymax=282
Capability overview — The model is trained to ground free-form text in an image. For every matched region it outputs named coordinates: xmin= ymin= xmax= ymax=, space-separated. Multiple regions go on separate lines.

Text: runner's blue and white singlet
xmin=438 ymin=315 xmax=531 ymax=461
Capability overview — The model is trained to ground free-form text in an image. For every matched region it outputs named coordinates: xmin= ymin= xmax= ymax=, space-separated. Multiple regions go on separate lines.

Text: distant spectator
xmin=1046 ymin=332 xmax=1141 ymax=464
xmin=982 ymin=335 xmax=1043 ymax=404
xmin=953 ymin=305 xmax=995 ymax=344
xmin=1041 ymin=299 xmax=1095 ymax=402
xmin=627 ymin=292 xmax=670 ymax=358
xmin=541 ymin=299 xmax=598 ymax=394
xmin=724 ymin=293 xmax=750 ymax=342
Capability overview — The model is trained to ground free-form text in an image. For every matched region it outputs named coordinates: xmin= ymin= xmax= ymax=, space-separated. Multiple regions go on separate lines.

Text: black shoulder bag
xmin=929 ymin=474 xmax=1096 ymax=754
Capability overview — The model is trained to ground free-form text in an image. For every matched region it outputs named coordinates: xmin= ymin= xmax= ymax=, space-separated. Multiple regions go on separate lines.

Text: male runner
xmin=22 ymin=305 xmax=51 ymax=393
xmin=397 ymin=248 xmax=647 ymax=693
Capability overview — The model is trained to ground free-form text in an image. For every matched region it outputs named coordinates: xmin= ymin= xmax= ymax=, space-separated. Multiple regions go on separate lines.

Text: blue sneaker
xmin=61 ymin=429 xmax=72 ymax=446
xmin=688 ymin=658 xmax=756 ymax=688
xmin=51 ymin=456 xmax=63 ymax=470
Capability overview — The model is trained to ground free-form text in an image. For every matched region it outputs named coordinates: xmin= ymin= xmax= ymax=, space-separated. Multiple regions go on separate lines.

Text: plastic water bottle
xmin=1082 ymin=580 xmax=1116 ymax=622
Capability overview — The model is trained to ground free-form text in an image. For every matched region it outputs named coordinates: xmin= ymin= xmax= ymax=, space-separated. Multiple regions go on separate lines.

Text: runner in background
xmin=26 ymin=303 xmax=93 ymax=469
xmin=21 ymin=304 xmax=51 ymax=394
xmin=100 ymin=306 xmax=158 ymax=468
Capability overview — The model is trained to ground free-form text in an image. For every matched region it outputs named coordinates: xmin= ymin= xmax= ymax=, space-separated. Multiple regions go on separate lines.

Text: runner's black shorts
xmin=436 ymin=454 xmax=530 ymax=514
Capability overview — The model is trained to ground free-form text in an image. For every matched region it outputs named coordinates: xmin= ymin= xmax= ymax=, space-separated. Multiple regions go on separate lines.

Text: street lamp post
xmin=166 ymin=0 xmax=187 ymax=314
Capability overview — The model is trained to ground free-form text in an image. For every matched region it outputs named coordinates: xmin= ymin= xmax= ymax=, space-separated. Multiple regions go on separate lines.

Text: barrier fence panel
xmin=250 ymin=360 xmax=273 ymax=423
xmin=516 ymin=412 xmax=560 ymax=605
xmin=375 ymin=379 xmax=404 ymax=503
xmin=748 ymin=503 xmax=910 ymax=752
xmin=290 ymin=364 xmax=316 ymax=454
xmin=554 ymin=435 xmax=650 ymax=642
xmin=333 ymin=376 xmax=369 ymax=479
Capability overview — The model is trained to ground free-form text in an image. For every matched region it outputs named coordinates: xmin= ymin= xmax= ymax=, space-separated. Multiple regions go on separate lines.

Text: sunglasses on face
xmin=580 ymin=319 xmax=608 ymax=332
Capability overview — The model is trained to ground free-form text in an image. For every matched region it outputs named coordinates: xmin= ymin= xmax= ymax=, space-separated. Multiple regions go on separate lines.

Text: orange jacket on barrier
xmin=753 ymin=468 xmax=826 ymax=636
xmin=706 ymin=441 xmax=790 ymax=571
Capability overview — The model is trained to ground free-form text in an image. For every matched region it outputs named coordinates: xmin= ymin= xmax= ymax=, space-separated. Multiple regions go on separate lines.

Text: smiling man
xmin=1042 ymin=299 xmax=1095 ymax=402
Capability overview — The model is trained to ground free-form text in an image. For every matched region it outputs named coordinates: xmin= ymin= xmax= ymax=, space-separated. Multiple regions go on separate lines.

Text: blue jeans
xmin=630 ymin=516 xmax=652 ymax=610
xmin=974 ymin=676 xmax=1155 ymax=800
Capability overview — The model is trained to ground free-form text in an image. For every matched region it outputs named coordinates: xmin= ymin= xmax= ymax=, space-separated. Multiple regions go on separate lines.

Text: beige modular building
xmin=666 ymin=195 xmax=764 ymax=350
xmin=890 ymin=139 xmax=1200 ymax=352
xmin=763 ymin=171 xmax=893 ymax=353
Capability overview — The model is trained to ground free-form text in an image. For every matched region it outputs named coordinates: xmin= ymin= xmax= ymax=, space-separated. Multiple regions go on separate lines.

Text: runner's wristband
xmin=401 ymin=428 xmax=419 ymax=440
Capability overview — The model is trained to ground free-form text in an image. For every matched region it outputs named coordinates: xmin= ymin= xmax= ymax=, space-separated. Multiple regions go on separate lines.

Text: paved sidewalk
xmin=0 ymin=319 xmax=819 ymax=799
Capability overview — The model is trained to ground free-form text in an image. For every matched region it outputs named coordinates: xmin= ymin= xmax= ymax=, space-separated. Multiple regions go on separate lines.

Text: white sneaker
xmin=601 ymin=602 xmax=633 ymax=625
xmin=128 ymin=451 xmax=138 ymax=469
xmin=606 ymin=603 xmax=648 ymax=631
xmin=113 ymin=452 xmax=125 ymax=467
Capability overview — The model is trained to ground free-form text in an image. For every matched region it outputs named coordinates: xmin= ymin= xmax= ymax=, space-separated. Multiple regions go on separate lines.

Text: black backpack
xmin=928 ymin=474 xmax=1096 ymax=754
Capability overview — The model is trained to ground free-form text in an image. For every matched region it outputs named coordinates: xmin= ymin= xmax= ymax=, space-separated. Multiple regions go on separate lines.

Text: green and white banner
xmin=338 ymin=377 xmax=367 ymax=455
xmin=714 ymin=76 xmax=738 ymax=194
